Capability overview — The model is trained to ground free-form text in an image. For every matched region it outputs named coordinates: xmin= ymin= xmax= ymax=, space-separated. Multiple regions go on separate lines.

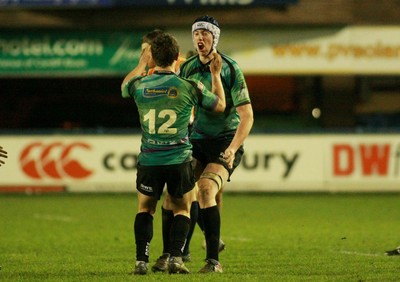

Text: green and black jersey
xmin=122 ymin=71 xmax=220 ymax=166
xmin=179 ymin=52 xmax=251 ymax=140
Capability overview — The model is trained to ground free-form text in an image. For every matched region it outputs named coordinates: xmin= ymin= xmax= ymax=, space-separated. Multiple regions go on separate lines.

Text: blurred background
xmin=1 ymin=0 xmax=399 ymax=133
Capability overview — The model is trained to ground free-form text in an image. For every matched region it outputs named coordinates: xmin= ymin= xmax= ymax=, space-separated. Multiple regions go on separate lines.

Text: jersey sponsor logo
xmin=147 ymin=138 xmax=178 ymax=145
xmin=167 ymin=87 xmax=178 ymax=98
xmin=143 ymin=87 xmax=169 ymax=97
xmin=19 ymin=142 xmax=93 ymax=179
xmin=143 ymin=87 xmax=179 ymax=98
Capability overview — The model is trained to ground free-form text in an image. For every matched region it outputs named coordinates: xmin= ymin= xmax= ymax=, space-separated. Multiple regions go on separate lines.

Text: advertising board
xmin=0 ymin=134 xmax=398 ymax=193
xmin=1 ymin=26 xmax=399 ymax=76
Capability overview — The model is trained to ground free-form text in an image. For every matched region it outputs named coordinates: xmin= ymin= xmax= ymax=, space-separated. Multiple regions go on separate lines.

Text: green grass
xmin=1 ymin=193 xmax=400 ymax=281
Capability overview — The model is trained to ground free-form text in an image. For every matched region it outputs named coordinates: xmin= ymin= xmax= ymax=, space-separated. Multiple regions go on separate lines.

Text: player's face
xmin=193 ymin=29 xmax=214 ymax=57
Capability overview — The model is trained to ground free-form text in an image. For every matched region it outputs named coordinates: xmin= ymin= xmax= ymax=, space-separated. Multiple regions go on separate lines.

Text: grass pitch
xmin=1 ymin=192 xmax=400 ymax=281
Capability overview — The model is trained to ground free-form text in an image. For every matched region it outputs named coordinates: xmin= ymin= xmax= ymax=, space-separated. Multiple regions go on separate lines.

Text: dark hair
xmin=151 ymin=33 xmax=179 ymax=68
xmin=141 ymin=29 xmax=164 ymax=45
xmin=193 ymin=15 xmax=220 ymax=28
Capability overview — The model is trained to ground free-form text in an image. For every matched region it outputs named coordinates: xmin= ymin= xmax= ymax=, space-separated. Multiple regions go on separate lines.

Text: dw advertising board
xmin=0 ymin=134 xmax=399 ymax=193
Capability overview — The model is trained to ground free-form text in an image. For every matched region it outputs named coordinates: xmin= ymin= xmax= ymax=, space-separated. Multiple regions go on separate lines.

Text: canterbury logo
xmin=20 ymin=142 xmax=93 ymax=179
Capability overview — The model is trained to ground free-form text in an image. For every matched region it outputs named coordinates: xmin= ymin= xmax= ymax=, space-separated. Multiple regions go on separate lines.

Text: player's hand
xmin=209 ymin=52 xmax=222 ymax=74
xmin=140 ymin=45 xmax=153 ymax=67
xmin=220 ymin=148 xmax=235 ymax=169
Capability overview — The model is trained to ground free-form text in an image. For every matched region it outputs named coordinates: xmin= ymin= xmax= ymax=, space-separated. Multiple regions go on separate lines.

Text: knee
xmin=138 ymin=206 xmax=156 ymax=215
xmin=137 ymin=198 xmax=157 ymax=215
xmin=197 ymin=179 xmax=215 ymax=201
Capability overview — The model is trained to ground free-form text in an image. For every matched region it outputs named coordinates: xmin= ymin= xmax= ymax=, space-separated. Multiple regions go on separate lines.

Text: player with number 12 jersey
xmin=122 ymin=71 xmax=221 ymax=166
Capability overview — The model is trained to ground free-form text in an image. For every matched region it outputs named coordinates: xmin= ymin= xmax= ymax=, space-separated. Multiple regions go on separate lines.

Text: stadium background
xmin=0 ymin=0 xmax=399 ymax=192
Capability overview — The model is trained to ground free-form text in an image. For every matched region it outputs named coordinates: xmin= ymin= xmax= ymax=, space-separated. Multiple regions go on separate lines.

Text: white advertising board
xmin=0 ymin=134 xmax=399 ymax=193
xmin=172 ymin=26 xmax=400 ymax=75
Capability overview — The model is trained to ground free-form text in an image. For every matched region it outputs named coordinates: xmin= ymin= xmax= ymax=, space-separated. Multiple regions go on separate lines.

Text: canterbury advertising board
xmin=0 ymin=134 xmax=399 ymax=193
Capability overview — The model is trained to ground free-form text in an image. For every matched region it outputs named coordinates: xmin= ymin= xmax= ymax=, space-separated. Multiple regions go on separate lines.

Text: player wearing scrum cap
xmin=186 ymin=15 xmax=253 ymax=273
xmin=156 ymin=15 xmax=253 ymax=273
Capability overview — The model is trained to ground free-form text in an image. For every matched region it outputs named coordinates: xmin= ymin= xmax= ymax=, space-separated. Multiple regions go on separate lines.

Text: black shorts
xmin=191 ymin=136 xmax=244 ymax=181
xmin=136 ymin=161 xmax=195 ymax=200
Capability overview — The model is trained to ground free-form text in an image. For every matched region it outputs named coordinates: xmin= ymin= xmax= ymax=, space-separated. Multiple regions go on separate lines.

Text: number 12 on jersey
xmin=143 ymin=109 xmax=178 ymax=134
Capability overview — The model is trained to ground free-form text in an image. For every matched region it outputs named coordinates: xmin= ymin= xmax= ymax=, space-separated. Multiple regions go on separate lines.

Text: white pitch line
xmin=224 ymin=236 xmax=251 ymax=242
xmin=33 ymin=213 xmax=74 ymax=222
xmin=339 ymin=250 xmax=381 ymax=257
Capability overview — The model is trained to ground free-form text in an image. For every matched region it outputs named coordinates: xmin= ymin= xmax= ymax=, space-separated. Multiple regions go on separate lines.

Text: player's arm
xmin=121 ymin=45 xmax=151 ymax=90
xmin=223 ymin=103 xmax=254 ymax=168
xmin=209 ymin=52 xmax=226 ymax=112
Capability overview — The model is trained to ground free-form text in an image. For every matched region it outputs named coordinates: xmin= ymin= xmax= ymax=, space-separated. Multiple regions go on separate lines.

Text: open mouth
xmin=197 ymin=42 xmax=205 ymax=51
